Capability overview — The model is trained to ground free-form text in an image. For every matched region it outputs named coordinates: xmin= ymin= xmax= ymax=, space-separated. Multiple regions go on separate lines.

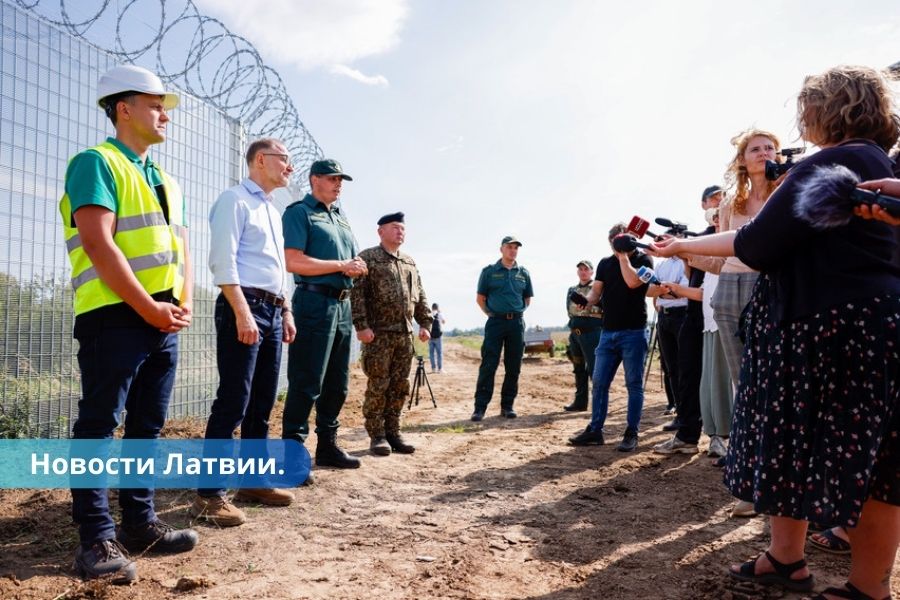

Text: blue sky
xmin=193 ymin=0 xmax=900 ymax=329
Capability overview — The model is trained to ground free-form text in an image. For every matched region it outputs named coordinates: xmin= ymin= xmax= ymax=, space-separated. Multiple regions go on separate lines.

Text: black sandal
xmin=806 ymin=582 xmax=892 ymax=600
xmin=729 ymin=550 xmax=815 ymax=592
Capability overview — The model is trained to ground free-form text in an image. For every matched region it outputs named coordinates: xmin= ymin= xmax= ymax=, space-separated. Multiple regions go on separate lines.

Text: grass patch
xmin=449 ymin=336 xmax=482 ymax=351
xmin=433 ymin=424 xmax=469 ymax=433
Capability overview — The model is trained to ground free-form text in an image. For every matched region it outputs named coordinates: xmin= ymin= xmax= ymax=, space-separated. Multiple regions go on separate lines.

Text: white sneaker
xmin=653 ymin=435 xmax=699 ymax=455
xmin=707 ymin=435 xmax=728 ymax=458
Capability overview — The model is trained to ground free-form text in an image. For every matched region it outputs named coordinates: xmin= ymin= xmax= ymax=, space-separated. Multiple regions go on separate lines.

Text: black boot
xmin=386 ymin=433 xmax=415 ymax=454
xmin=315 ymin=428 xmax=361 ymax=469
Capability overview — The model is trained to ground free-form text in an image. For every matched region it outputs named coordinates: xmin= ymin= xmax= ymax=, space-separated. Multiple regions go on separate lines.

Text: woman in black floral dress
xmin=650 ymin=65 xmax=899 ymax=600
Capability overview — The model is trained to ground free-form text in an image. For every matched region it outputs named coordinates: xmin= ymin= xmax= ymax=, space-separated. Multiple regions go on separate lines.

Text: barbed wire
xmin=15 ymin=0 xmax=323 ymax=187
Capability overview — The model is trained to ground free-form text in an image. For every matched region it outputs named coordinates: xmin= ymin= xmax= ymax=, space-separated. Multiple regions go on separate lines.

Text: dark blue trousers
xmin=71 ymin=322 xmax=178 ymax=548
xmin=200 ymin=293 xmax=283 ymax=497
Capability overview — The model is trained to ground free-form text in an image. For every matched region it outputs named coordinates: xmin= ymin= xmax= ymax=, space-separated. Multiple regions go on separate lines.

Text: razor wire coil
xmin=14 ymin=0 xmax=322 ymax=185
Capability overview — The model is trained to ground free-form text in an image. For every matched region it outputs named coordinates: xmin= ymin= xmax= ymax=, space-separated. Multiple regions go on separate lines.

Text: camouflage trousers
xmin=361 ymin=332 xmax=415 ymax=438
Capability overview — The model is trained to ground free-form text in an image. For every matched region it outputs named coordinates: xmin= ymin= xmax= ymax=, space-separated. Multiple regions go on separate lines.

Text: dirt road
xmin=1 ymin=339 xmax=897 ymax=599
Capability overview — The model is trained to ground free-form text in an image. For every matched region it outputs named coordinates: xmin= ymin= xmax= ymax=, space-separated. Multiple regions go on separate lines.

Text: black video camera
xmin=654 ymin=218 xmax=698 ymax=237
xmin=765 ymin=147 xmax=805 ymax=181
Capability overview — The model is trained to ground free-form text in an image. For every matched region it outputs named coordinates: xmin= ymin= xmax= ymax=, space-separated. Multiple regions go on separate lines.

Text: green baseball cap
xmin=576 ymin=259 xmax=594 ymax=270
xmin=501 ymin=235 xmax=522 ymax=246
xmin=310 ymin=158 xmax=352 ymax=181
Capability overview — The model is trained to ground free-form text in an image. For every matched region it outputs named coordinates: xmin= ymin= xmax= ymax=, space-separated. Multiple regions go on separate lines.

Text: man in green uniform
xmin=564 ymin=260 xmax=603 ymax=411
xmin=282 ymin=159 xmax=367 ymax=469
xmin=472 ymin=236 xmax=534 ymax=421
xmin=351 ymin=212 xmax=433 ymax=456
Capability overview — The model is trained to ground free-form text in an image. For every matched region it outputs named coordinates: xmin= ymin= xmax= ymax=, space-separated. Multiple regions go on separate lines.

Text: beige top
xmin=684 ymin=196 xmax=759 ymax=274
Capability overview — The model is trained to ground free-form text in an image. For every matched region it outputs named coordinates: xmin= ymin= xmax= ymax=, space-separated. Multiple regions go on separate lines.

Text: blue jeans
xmin=200 ymin=293 xmax=283 ymax=497
xmin=71 ymin=322 xmax=178 ymax=548
xmin=428 ymin=337 xmax=443 ymax=370
xmin=589 ymin=328 xmax=648 ymax=432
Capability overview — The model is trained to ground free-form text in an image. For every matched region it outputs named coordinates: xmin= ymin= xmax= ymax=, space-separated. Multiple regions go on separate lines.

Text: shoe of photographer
xmin=731 ymin=500 xmax=758 ymax=518
xmin=616 ymin=428 xmax=639 ymax=452
xmin=653 ymin=435 xmax=698 ymax=455
xmin=568 ymin=425 xmax=604 ymax=446
xmin=707 ymin=435 xmax=728 ymax=458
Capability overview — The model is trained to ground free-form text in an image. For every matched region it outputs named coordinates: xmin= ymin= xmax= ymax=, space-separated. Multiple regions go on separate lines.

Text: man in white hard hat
xmin=60 ymin=64 xmax=197 ymax=583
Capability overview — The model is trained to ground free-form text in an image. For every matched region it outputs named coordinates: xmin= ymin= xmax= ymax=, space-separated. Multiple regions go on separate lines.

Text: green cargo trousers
xmin=282 ymin=288 xmax=352 ymax=443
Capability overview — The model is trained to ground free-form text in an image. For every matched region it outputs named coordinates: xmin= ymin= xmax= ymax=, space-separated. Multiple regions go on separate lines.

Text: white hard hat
xmin=97 ymin=65 xmax=179 ymax=110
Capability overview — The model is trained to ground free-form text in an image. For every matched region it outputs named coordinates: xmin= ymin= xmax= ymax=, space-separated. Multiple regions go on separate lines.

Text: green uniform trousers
xmin=474 ymin=316 xmax=525 ymax=410
xmin=360 ymin=332 xmax=415 ymax=438
xmin=283 ymin=288 xmax=352 ymax=442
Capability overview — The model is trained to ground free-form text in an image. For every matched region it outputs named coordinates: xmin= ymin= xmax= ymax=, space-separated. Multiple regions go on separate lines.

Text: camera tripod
xmin=408 ymin=356 xmax=437 ymax=409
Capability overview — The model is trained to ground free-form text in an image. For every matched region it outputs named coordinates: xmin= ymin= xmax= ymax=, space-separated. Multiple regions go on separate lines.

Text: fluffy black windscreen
xmin=794 ymin=164 xmax=861 ymax=230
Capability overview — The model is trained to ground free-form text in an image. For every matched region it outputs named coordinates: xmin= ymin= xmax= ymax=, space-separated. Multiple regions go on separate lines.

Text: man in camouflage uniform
xmin=564 ymin=260 xmax=604 ymax=412
xmin=351 ymin=212 xmax=433 ymax=456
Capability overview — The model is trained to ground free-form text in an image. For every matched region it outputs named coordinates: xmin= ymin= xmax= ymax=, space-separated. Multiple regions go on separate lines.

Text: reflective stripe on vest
xmin=59 ymin=142 xmax=186 ymax=316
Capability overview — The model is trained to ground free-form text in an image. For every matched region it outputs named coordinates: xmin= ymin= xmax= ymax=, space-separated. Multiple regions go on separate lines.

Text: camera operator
xmin=568 ymin=223 xmax=669 ymax=452
xmin=351 ymin=213 xmax=432 ymax=457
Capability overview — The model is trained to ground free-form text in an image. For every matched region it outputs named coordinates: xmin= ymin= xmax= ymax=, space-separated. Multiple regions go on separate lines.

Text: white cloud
xmin=192 ymin=0 xmax=408 ymax=71
xmin=329 ymin=64 xmax=389 ymax=87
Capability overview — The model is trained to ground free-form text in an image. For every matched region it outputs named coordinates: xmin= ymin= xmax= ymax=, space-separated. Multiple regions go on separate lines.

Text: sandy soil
xmin=1 ymin=339 xmax=897 ymax=600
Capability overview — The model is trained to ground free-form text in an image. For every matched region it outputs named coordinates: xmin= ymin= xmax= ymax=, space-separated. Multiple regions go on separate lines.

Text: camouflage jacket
xmin=351 ymin=245 xmax=433 ymax=334
xmin=567 ymin=282 xmax=603 ymax=328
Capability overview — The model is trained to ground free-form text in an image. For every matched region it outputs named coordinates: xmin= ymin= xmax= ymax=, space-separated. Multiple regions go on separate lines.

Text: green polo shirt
xmin=65 ymin=137 xmax=165 ymax=217
xmin=282 ymin=193 xmax=357 ymax=290
xmin=477 ymin=260 xmax=533 ymax=314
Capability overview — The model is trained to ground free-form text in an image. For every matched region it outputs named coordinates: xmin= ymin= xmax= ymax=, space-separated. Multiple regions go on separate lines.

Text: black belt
xmin=297 ymin=281 xmax=351 ymax=301
xmin=489 ymin=312 xmax=523 ymax=320
xmin=241 ymin=286 xmax=285 ymax=307
xmin=659 ymin=306 xmax=687 ymax=315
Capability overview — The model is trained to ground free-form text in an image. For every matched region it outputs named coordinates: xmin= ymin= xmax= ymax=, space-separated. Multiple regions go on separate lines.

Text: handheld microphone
xmin=654 ymin=217 xmax=699 ymax=237
xmin=611 ymin=234 xmax=650 ymax=253
xmin=636 ymin=266 xmax=661 ymax=285
xmin=627 ymin=216 xmax=663 ymax=240
xmin=795 ymin=164 xmax=900 ymax=230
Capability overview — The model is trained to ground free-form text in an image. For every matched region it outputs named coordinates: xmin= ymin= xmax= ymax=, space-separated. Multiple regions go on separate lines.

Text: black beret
xmin=377 ymin=212 xmax=405 ymax=226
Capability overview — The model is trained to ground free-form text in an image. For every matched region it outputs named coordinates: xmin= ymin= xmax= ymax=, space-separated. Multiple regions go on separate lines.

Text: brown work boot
xmin=233 ymin=488 xmax=295 ymax=506
xmin=190 ymin=495 xmax=246 ymax=527
xmin=369 ymin=437 xmax=392 ymax=456
xmin=385 ymin=433 xmax=415 ymax=454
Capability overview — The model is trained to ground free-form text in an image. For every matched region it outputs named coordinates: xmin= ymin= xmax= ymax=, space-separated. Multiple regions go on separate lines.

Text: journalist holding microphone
xmin=650 ymin=65 xmax=899 ymax=600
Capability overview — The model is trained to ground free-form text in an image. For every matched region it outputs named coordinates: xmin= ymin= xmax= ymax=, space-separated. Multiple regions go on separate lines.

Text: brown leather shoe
xmin=234 ymin=488 xmax=294 ymax=506
xmin=190 ymin=495 xmax=246 ymax=527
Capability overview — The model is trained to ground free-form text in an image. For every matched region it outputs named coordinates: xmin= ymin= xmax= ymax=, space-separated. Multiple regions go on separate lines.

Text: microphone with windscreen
xmin=611 ymin=234 xmax=650 ymax=253
xmin=627 ymin=216 xmax=663 ymax=240
xmin=794 ymin=164 xmax=900 ymax=230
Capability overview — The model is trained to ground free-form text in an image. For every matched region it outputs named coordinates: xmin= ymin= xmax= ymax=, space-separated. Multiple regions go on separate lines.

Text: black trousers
xmin=675 ymin=314 xmax=704 ymax=444
xmin=657 ymin=308 xmax=686 ymax=413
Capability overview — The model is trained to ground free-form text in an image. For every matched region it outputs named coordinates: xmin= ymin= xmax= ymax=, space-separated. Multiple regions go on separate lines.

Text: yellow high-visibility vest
xmin=59 ymin=141 xmax=186 ymax=316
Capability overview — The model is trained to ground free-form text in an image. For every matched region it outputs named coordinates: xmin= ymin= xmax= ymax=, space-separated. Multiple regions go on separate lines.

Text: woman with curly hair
xmin=651 ymin=64 xmax=900 ymax=600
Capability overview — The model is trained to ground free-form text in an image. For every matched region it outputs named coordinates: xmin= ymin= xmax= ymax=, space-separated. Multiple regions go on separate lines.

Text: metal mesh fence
xmin=0 ymin=0 xmax=284 ymax=437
